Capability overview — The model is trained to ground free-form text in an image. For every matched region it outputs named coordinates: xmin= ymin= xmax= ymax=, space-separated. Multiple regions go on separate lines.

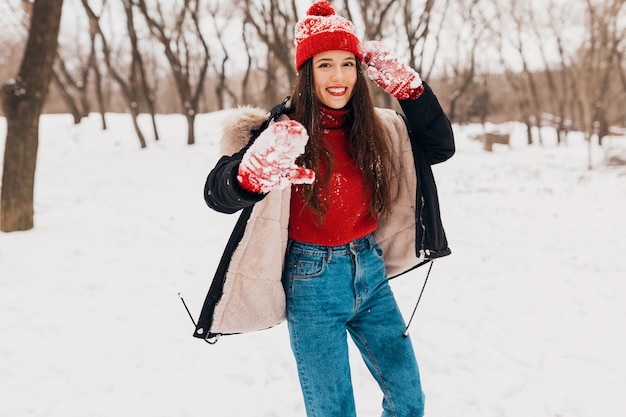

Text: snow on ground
xmin=1 ymin=112 xmax=625 ymax=417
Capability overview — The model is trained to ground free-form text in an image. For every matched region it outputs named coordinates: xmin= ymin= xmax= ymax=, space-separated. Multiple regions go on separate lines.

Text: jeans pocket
xmin=283 ymin=252 xmax=328 ymax=303
xmin=291 ymin=253 xmax=326 ymax=280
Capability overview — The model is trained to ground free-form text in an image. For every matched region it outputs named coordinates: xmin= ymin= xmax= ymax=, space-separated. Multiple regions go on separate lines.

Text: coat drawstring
xmin=182 ymin=260 xmax=434 ymax=341
xmin=402 ymin=260 xmax=434 ymax=338
xmin=178 ymin=292 xmax=197 ymax=327
xmin=179 ymin=293 xmax=221 ymax=344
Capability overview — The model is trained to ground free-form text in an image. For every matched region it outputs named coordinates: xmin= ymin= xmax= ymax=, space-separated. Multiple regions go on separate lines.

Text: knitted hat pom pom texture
xmin=294 ymin=0 xmax=363 ymax=72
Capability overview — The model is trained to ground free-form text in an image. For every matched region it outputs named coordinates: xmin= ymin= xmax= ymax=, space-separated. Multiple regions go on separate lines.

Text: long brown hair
xmin=291 ymin=58 xmax=393 ymax=224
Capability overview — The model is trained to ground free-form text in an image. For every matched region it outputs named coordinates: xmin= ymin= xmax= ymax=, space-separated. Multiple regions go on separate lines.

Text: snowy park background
xmin=1 ymin=110 xmax=625 ymax=417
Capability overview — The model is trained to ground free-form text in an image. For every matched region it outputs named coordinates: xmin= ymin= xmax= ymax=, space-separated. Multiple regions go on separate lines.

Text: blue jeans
xmin=282 ymin=234 xmax=424 ymax=417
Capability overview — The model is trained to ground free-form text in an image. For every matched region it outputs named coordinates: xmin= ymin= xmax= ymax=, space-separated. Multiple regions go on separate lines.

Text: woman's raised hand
xmin=237 ymin=120 xmax=316 ymax=193
xmin=362 ymin=41 xmax=424 ymax=101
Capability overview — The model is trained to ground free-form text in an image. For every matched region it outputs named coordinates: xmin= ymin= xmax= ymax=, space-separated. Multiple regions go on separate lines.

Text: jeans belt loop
xmin=327 ymin=246 xmax=333 ymax=263
xmin=366 ymin=233 xmax=374 ymax=250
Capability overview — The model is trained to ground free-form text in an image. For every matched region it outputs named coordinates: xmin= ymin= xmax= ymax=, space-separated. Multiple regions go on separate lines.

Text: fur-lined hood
xmin=220 ymin=106 xmax=272 ymax=156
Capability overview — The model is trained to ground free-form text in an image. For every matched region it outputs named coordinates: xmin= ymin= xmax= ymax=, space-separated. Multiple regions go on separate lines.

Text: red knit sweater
xmin=289 ymin=106 xmax=378 ymax=245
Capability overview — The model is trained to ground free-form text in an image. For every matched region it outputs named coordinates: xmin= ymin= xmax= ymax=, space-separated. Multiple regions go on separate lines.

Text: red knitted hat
xmin=294 ymin=1 xmax=363 ymax=72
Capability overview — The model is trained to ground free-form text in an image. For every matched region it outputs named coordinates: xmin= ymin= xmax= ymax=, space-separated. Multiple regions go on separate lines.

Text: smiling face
xmin=312 ymin=50 xmax=358 ymax=109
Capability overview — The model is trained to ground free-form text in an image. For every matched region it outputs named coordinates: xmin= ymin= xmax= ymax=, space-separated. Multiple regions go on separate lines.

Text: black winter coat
xmin=195 ymin=83 xmax=454 ymax=342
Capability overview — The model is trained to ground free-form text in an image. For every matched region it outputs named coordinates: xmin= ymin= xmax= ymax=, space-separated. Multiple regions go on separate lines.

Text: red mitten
xmin=237 ymin=120 xmax=315 ymax=193
xmin=362 ymin=41 xmax=424 ymax=101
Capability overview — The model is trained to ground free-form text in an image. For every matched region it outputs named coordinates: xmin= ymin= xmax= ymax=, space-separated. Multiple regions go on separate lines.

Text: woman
xmin=195 ymin=2 xmax=454 ymax=416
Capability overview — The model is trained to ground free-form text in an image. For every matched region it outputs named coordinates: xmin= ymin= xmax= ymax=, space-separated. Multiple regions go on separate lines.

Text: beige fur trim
xmin=220 ymin=106 xmax=270 ymax=156
xmin=373 ymin=108 xmax=423 ymax=277
xmin=210 ymin=187 xmax=291 ymax=334
xmin=211 ymin=109 xmax=293 ymax=335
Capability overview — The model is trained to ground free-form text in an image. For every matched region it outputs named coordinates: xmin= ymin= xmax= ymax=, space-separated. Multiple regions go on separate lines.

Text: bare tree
xmin=206 ymin=2 xmax=238 ymax=109
xmin=486 ymin=0 xmax=535 ymax=144
xmin=582 ymin=0 xmax=625 ymax=142
xmin=48 ymin=2 xmax=100 ymax=124
xmin=1 ymin=0 xmax=64 ymax=232
xmin=531 ymin=0 xmax=574 ymax=144
xmin=52 ymin=35 xmax=98 ymax=125
xmin=240 ymin=14 xmax=255 ymax=105
xmin=123 ymin=0 xmax=160 ymax=141
xmin=241 ymin=0 xmax=298 ymax=107
xmin=82 ymin=0 xmax=149 ymax=148
xmin=54 ymin=0 xmax=108 ymax=129
xmin=340 ymin=0 xmax=396 ymax=41
xmin=496 ymin=0 xmax=546 ymax=144
xmin=52 ymin=53 xmax=86 ymax=124
xmin=575 ymin=0 xmax=626 ymax=167
xmin=441 ymin=0 xmax=485 ymax=123
xmin=399 ymin=0 xmax=442 ymax=79
xmin=136 ymin=0 xmax=210 ymax=145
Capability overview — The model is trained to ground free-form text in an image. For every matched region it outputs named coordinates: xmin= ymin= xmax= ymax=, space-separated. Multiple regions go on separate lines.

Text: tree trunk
xmin=123 ymin=0 xmax=159 ymax=141
xmin=1 ymin=0 xmax=64 ymax=232
xmin=524 ymin=117 xmax=533 ymax=146
xmin=186 ymin=113 xmax=196 ymax=145
xmin=129 ymin=105 xmax=147 ymax=149
xmin=52 ymin=67 xmax=82 ymax=124
xmin=93 ymin=58 xmax=107 ymax=130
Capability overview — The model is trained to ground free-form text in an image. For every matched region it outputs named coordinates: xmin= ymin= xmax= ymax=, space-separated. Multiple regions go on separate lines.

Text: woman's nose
xmin=330 ymin=67 xmax=344 ymax=81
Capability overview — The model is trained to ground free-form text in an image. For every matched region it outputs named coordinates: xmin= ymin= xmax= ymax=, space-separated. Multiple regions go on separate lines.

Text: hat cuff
xmin=295 ymin=32 xmax=363 ymax=71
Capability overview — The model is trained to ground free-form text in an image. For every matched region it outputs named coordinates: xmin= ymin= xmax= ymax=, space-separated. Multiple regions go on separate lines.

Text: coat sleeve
xmin=398 ymin=82 xmax=455 ymax=165
xmin=204 ymin=149 xmax=266 ymax=214
xmin=204 ymin=99 xmax=293 ymax=214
